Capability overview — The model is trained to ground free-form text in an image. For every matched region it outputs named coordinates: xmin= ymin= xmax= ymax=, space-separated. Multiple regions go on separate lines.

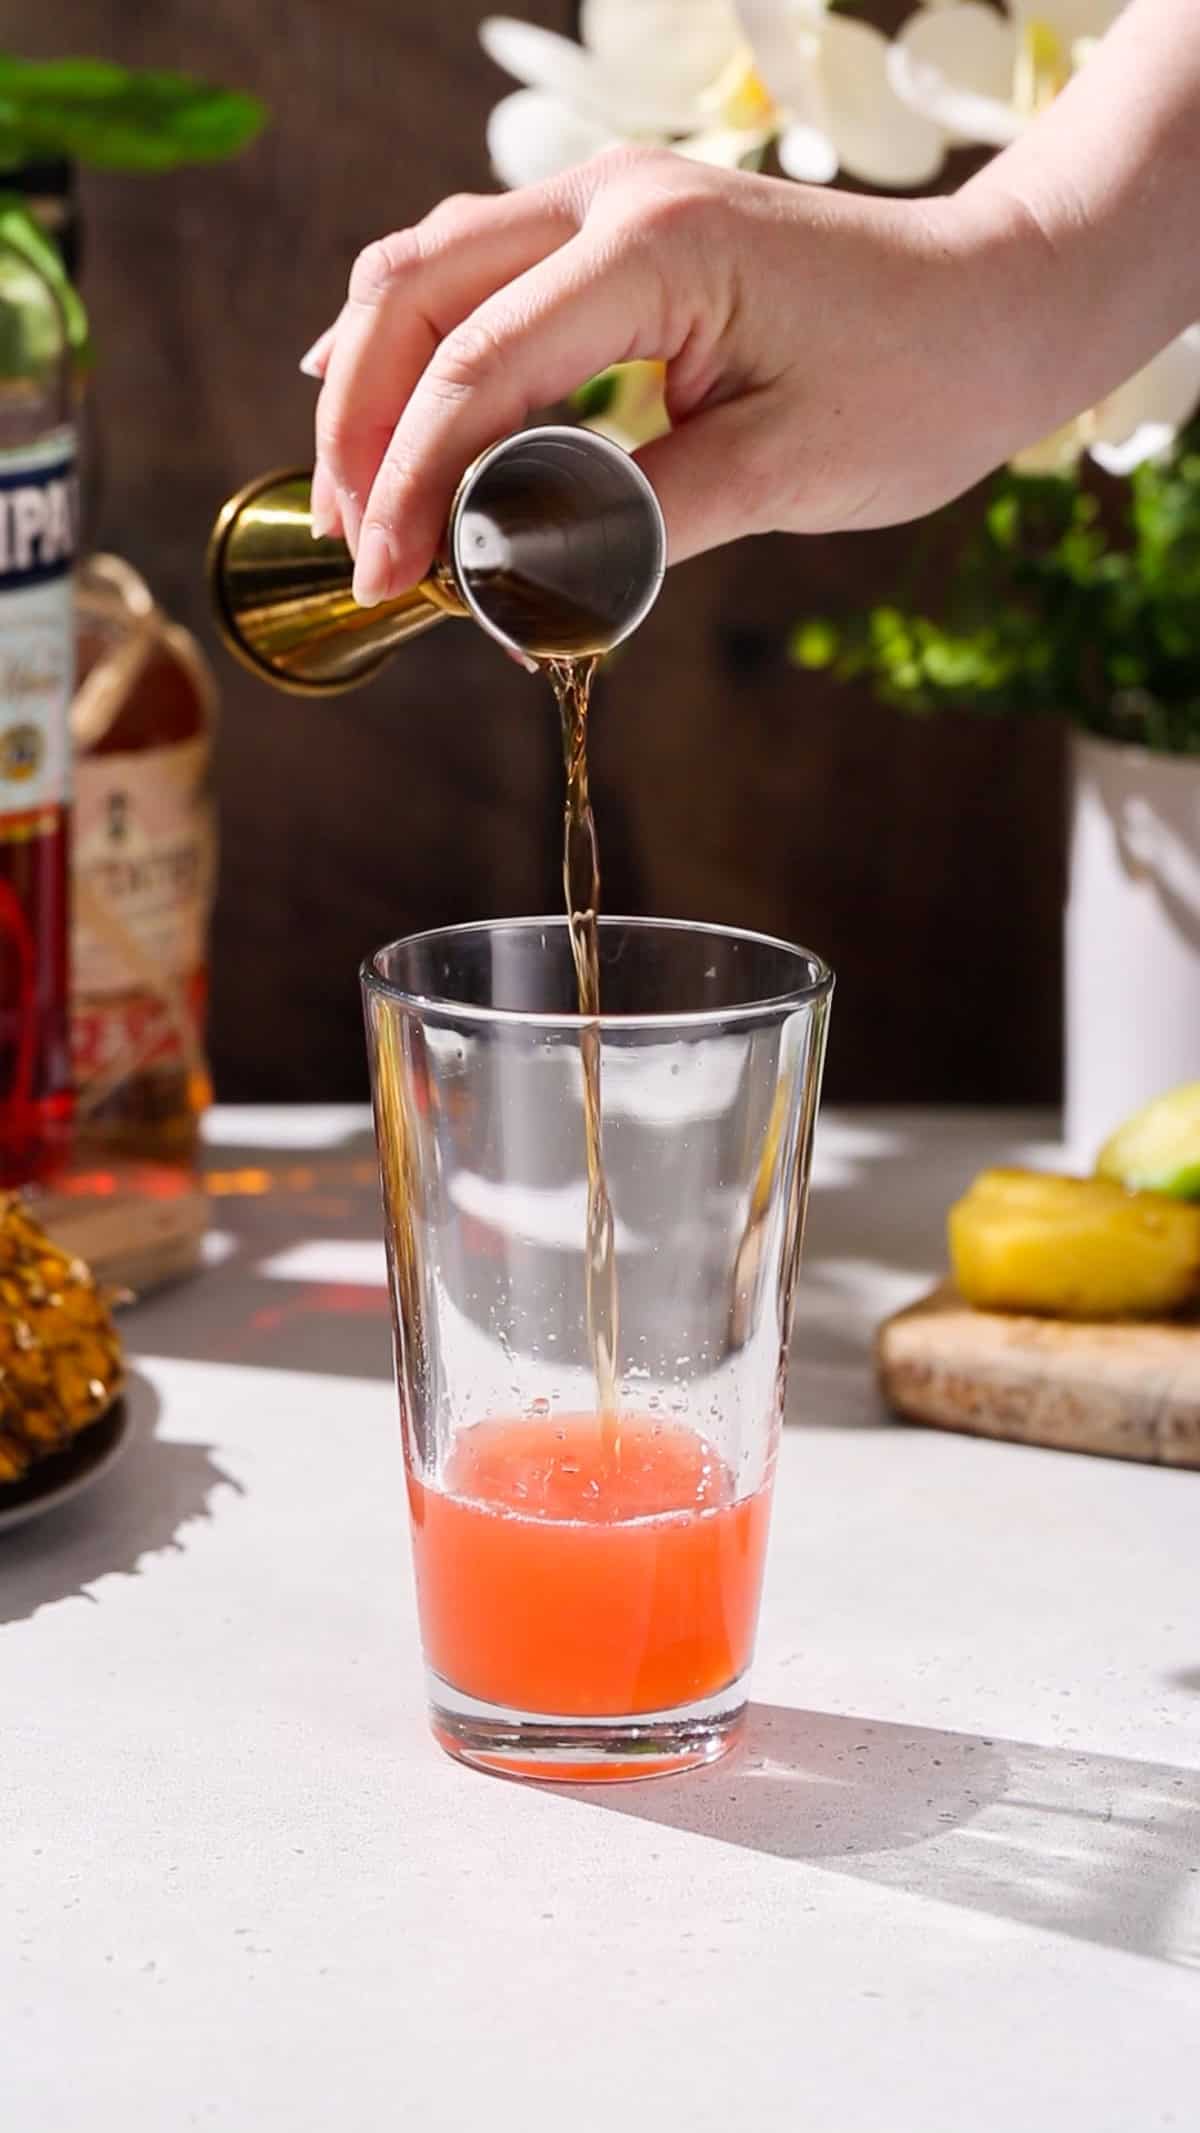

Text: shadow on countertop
xmin=0 ymin=1370 xmax=238 ymax=1630
xmin=121 ymin=1119 xmax=396 ymax=1384
xmin=565 ymin=1699 xmax=1200 ymax=1970
xmin=134 ymin=1107 xmax=1055 ymax=1396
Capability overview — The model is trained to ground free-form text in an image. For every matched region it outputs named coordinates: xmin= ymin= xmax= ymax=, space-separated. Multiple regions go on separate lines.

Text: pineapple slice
xmin=948 ymin=1168 xmax=1200 ymax=1320
xmin=1097 ymin=1082 xmax=1200 ymax=1199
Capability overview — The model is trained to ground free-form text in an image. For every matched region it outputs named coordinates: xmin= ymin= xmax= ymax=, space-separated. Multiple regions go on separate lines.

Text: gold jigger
xmin=206 ymin=426 xmax=667 ymax=697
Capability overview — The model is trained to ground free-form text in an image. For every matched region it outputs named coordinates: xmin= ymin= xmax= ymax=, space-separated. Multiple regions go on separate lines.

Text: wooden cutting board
xmin=25 ymin=1161 xmax=209 ymax=1300
xmin=877 ymin=1284 xmax=1200 ymax=1469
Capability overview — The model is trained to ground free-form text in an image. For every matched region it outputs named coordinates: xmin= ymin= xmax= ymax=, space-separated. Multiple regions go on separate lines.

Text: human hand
xmin=304 ymin=149 xmax=1021 ymax=606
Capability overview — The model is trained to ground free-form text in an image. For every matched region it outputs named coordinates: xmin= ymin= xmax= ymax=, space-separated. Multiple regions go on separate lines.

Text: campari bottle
xmin=0 ymin=225 xmax=77 ymax=1182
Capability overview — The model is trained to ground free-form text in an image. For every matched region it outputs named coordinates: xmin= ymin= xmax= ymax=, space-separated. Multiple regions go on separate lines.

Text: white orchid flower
xmin=888 ymin=1 xmax=1126 ymax=146
xmin=481 ymin=0 xmax=946 ymax=193
xmin=889 ymin=1 xmax=1200 ymax=473
xmin=1011 ymin=326 xmax=1200 ymax=476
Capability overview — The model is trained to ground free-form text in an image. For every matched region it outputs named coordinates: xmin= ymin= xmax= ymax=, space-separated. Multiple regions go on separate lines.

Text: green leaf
xmin=571 ymin=368 xmax=620 ymax=421
xmin=0 ymin=191 xmax=90 ymax=365
xmin=984 ymin=492 xmax=1020 ymax=551
xmin=790 ymin=619 xmax=839 ymax=669
xmin=0 ymin=55 xmax=266 ymax=172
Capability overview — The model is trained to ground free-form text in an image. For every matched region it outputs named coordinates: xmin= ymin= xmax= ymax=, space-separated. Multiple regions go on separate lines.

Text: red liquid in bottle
xmin=0 ymin=234 xmax=77 ymax=1183
xmin=0 ymin=805 xmax=71 ymax=1183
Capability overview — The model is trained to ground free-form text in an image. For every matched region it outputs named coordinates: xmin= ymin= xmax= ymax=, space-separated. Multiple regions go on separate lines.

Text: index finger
xmin=352 ymin=231 xmax=667 ymax=603
xmin=315 ymin=187 xmax=580 ymax=552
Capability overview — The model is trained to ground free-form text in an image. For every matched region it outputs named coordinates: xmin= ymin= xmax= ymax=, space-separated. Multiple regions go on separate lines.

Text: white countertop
xmin=4 ymin=1107 xmax=1198 ymax=2130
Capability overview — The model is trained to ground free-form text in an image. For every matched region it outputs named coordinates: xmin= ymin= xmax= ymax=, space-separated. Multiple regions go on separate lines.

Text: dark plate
xmin=0 ymin=1400 xmax=130 ymax=1535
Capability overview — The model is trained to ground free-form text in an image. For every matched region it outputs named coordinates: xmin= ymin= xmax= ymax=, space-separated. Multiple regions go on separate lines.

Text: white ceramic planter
xmin=1065 ymin=730 xmax=1200 ymax=1162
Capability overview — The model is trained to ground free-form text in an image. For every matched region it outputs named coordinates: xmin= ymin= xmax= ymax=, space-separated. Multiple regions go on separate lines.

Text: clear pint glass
xmin=363 ymin=917 xmax=832 ymax=1781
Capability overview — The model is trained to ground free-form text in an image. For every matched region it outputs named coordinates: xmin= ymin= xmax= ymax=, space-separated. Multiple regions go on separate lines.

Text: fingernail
xmin=309 ymin=463 xmax=340 ymax=542
xmin=338 ymin=489 xmax=362 ymax=555
xmin=299 ymin=325 xmax=335 ymax=379
xmin=353 ymin=525 xmax=396 ymax=607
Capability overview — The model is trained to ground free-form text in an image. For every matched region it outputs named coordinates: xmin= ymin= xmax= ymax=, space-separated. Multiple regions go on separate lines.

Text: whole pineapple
xmin=0 ymin=1198 xmax=123 ymax=1482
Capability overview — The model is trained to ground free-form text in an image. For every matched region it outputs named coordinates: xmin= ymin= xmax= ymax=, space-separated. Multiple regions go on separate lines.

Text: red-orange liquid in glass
xmin=408 ymin=1413 xmax=772 ymax=1718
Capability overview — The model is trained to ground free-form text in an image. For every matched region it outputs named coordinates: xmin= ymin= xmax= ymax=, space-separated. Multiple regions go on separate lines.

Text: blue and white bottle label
xmin=0 ymin=428 xmax=77 ymax=817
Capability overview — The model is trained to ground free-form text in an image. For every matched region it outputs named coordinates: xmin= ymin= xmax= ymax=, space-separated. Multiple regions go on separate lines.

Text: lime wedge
xmin=1096 ymin=1082 xmax=1200 ymax=1199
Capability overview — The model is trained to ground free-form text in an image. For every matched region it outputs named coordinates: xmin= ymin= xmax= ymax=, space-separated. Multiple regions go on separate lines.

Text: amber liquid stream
xmin=546 ymin=654 xmax=621 ymax=1436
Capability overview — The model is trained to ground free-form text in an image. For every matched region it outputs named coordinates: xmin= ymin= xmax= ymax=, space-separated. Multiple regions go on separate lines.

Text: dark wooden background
xmin=15 ymin=0 xmax=1065 ymax=1102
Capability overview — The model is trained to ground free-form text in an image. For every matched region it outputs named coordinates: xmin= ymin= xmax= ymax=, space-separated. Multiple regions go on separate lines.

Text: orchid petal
xmin=581 ymin=0 xmax=742 ymax=105
xmin=1009 ymin=0 xmax=1125 ymax=42
xmin=889 ymin=4 xmax=1022 ymax=145
xmin=776 ymin=120 xmax=838 ymax=185
xmin=481 ymin=19 xmax=609 ymax=107
xmin=480 ymin=15 xmax=697 ymax=131
xmin=737 ymin=0 xmax=837 ymax=177
xmin=486 ymin=89 xmax=614 ymax=187
xmin=1088 ymin=327 xmax=1200 ymax=473
xmin=1010 ymin=421 xmax=1088 ymax=475
xmin=1090 ymin=422 xmax=1180 ymax=476
xmin=737 ymin=0 xmax=826 ymax=110
xmin=676 ymin=126 xmax=774 ymax=170
xmin=818 ymin=15 xmax=947 ymax=186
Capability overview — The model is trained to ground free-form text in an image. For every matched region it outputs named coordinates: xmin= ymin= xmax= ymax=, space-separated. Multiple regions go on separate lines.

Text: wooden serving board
xmin=25 ymin=1161 xmax=209 ymax=1300
xmin=877 ymin=1283 xmax=1200 ymax=1469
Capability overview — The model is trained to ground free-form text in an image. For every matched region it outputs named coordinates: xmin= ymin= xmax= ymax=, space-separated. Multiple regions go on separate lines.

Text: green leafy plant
xmin=0 ymin=57 xmax=265 ymax=378
xmin=0 ymin=54 xmax=265 ymax=173
xmin=793 ymin=424 xmax=1200 ymax=756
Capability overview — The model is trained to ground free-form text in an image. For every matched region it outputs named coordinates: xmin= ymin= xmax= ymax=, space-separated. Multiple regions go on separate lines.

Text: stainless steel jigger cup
xmin=206 ymin=424 xmax=668 ymax=695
